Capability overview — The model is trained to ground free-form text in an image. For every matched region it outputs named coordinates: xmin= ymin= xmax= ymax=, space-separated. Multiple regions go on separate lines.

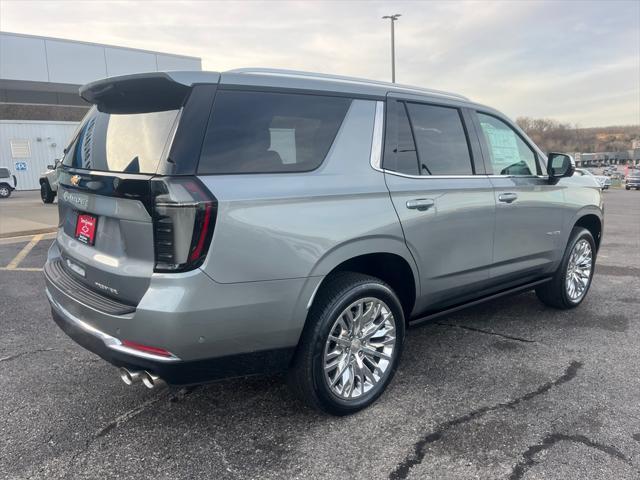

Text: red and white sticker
xmin=75 ymin=214 xmax=97 ymax=245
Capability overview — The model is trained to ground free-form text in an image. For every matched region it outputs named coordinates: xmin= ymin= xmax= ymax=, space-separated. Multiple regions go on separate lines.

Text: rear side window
xmin=383 ymin=100 xmax=419 ymax=175
xmin=0 ymin=168 xmax=10 ymax=178
xmin=63 ymin=106 xmax=180 ymax=173
xmin=198 ymin=90 xmax=351 ymax=174
xmin=405 ymin=103 xmax=473 ymax=175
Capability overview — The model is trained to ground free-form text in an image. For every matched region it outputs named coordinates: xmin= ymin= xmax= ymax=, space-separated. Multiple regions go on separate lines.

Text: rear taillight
xmin=151 ymin=177 xmax=217 ymax=273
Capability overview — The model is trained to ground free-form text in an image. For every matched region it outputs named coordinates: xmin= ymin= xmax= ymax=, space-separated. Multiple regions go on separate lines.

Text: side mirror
xmin=547 ymin=153 xmax=575 ymax=182
xmin=47 ymin=159 xmax=60 ymax=170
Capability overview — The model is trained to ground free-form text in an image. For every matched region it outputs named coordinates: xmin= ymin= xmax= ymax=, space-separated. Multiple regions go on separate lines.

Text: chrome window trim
xmin=380 ymin=170 xmax=551 ymax=180
xmin=383 ymin=170 xmax=484 ymax=179
xmin=372 ymin=100 xmax=550 ymax=181
xmin=369 ymin=101 xmax=385 ymax=170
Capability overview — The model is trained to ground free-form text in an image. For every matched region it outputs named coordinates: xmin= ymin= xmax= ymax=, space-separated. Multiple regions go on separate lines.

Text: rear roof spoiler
xmin=80 ymin=71 xmax=220 ymax=114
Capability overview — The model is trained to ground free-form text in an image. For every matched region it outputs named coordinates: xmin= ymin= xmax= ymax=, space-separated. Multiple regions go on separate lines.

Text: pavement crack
xmin=436 ymin=322 xmax=536 ymax=343
xmin=388 ymin=361 xmax=582 ymax=480
xmin=95 ymin=390 xmax=171 ymax=438
xmin=67 ymin=389 xmax=171 ymax=476
xmin=0 ymin=348 xmax=56 ymax=363
xmin=509 ymin=433 xmax=632 ymax=480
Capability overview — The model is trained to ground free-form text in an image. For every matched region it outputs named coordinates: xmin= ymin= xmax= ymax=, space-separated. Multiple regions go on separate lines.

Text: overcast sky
xmin=1 ymin=0 xmax=639 ymax=127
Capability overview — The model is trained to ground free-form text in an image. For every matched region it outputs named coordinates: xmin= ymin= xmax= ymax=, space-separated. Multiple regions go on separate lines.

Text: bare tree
xmin=516 ymin=117 xmax=640 ymax=153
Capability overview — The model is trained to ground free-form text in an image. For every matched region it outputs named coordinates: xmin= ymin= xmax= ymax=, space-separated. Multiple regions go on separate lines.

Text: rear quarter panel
xmin=198 ymin=99 xmax=417 ymax=285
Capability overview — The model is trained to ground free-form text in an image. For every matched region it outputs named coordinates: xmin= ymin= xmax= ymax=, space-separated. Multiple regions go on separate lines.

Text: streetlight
xmin=382 ymin=13 xmax=401 ymax=83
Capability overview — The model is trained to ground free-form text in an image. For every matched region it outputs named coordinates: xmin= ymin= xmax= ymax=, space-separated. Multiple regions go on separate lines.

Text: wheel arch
xmin=306 ymin=237 xmax=420 ymax=321
xmin=574 ymin=213 xmax=603 ymax=251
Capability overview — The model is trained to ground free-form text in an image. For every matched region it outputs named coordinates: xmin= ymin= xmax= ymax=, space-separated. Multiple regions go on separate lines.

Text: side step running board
xmin=409 ymin=277 xmax=552 ymax=327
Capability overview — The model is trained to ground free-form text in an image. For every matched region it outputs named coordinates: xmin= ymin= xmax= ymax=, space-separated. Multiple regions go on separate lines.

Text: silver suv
xmin=44 ymin=69 xmax=603 ymax=415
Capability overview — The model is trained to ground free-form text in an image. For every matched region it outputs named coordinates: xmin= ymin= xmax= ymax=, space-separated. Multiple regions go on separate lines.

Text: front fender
xmin=561 ymin=200 xmax=604 ymax=252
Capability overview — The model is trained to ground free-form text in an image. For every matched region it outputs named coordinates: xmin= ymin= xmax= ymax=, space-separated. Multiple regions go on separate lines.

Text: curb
xmin=0 ymin=227 xmax=57 ymax=240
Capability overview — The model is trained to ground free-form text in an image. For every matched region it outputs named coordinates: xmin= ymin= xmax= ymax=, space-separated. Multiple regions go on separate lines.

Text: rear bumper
xmin=44 ymin=240 xmax=321 ymax=384
xmin=48 ymin=296 xmax=294 ymax=385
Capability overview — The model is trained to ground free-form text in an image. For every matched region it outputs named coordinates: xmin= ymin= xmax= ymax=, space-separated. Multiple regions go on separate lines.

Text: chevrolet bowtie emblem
xmin=70 ymin=175 xmax=81 ymax=186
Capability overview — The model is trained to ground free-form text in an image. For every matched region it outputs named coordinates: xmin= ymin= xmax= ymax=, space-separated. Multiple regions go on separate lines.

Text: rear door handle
xmin=498 ymin=193 xmax=518 ymax=203
xmin=406 ymin=198 xmax=435 ymax=211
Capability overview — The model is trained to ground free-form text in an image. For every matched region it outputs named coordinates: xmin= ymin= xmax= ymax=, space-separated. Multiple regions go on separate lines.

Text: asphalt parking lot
xmin=0 ymin=190 xmax=58 ymax=238
xmin=1 ymin=188 xmax=639 ymax=480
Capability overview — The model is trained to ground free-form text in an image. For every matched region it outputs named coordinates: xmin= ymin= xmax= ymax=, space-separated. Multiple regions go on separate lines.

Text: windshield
xmin=62 ymin=106 xmax=180 ymax=174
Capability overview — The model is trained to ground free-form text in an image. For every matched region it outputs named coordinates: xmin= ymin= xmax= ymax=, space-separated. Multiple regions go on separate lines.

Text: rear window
xmin=0 ymin=168 xmax=10 ymax=178
xmin=63 ymin=106 xmax=179 ymax=173
xmin=198 ymin=90 xmax=351 ymax=174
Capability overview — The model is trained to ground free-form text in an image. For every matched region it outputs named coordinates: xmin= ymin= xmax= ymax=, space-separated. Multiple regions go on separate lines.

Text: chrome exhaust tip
xmin=141 ymin=371 xmax=165 ymax=389
xmin=119 ymin=368 xmax=143 ymax=385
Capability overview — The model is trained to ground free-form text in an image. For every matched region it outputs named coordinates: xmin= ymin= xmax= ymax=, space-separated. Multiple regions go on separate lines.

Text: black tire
xmin=40 ymin=181 xmax=55 ymax=203
xmin=625 ymin=186 xmax=630 ymax=190
xmin=288 ymin=272 xmax=405 ymax=415
xmin=0 ymin=183 xmax=11 ymax=198
xmin=536 ymin=227 xmax=596 ymax=309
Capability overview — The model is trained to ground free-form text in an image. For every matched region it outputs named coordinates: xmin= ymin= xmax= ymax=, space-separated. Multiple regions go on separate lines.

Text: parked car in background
xmin=40 ymin=159 xmax=61 ymax=203
xmin=574 ymin=168 xmax=609 ymax=190
xmin=626 ymin=172 xmax=640 ymax=190
xmin=44 ymin=69 xmax=604 ymax=415
xmin=0 ymin=167 xmax=17 ymax=198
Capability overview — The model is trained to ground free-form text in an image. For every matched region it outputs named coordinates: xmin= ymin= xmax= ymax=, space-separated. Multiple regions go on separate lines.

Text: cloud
xmin=1 ymin=0 xmax=638 ymax=126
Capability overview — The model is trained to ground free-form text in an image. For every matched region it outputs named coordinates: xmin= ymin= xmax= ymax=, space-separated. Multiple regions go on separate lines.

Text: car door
xmin=383 ymin=97 xmax=496 ymax=312
xmin=471 ymin=111 xmax=565 ymax=282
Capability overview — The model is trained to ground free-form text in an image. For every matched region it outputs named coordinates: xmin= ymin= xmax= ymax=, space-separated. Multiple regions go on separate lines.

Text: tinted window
xmin=383 ymin=100 xmax=419 ymax=175
xmin=62 ymin=106 xmax=179 ymax=173
xmin=198 ymin=91 xmax=351 ymax=174
xmin=0 ymin=168 xmax=10 ymax=178
xmin=477 ymin=113 xmax=539 ymax=175
xmin=405 ymin=103 xmax=473 ymax=175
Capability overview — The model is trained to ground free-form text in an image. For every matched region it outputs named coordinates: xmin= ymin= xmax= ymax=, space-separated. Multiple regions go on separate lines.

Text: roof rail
xmin=227 ymin=68 xmax=469 ymax=101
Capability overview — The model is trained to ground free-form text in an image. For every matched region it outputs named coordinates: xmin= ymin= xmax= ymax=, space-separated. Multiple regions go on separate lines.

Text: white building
xmin=0 ymin=31 xmax=202 ymax=189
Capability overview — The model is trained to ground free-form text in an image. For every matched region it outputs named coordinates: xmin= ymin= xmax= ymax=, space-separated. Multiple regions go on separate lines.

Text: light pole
xmin=382 ymin=14 xmax=401 ymax=83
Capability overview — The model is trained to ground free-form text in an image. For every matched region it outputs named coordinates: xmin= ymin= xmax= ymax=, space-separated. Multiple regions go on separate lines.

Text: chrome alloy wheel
xmin=323 ymin=297 xmax=396 ymax=400
xmin=565 ymin=238 xmax=593 ymax=301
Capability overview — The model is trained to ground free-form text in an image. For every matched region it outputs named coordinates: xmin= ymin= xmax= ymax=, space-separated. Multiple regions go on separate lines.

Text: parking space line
xmin=0 ymin=267 xmax=42 ymax=272
xmin=5 ymin=234 xmax=43 ymax=270
xmin=0 ymin=231 xmax=56 ymax=245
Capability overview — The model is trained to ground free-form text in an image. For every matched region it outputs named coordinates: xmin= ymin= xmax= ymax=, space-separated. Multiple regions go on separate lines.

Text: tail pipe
xmin=119 ymin=368 xmax=165 ymax=389
xmin=142 ymin=371 xmax=165 ymax=389
xmin=119 ymin=368 xmax=143 ymax=385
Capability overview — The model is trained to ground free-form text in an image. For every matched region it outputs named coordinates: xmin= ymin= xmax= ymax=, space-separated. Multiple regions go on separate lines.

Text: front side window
xmin=476 ymin=113 xmax=539 ymax=176
xmin=198 ymin=90 xmax=351 ymax=174
xmin=406 ymin=103 xmax=473 ymax=175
